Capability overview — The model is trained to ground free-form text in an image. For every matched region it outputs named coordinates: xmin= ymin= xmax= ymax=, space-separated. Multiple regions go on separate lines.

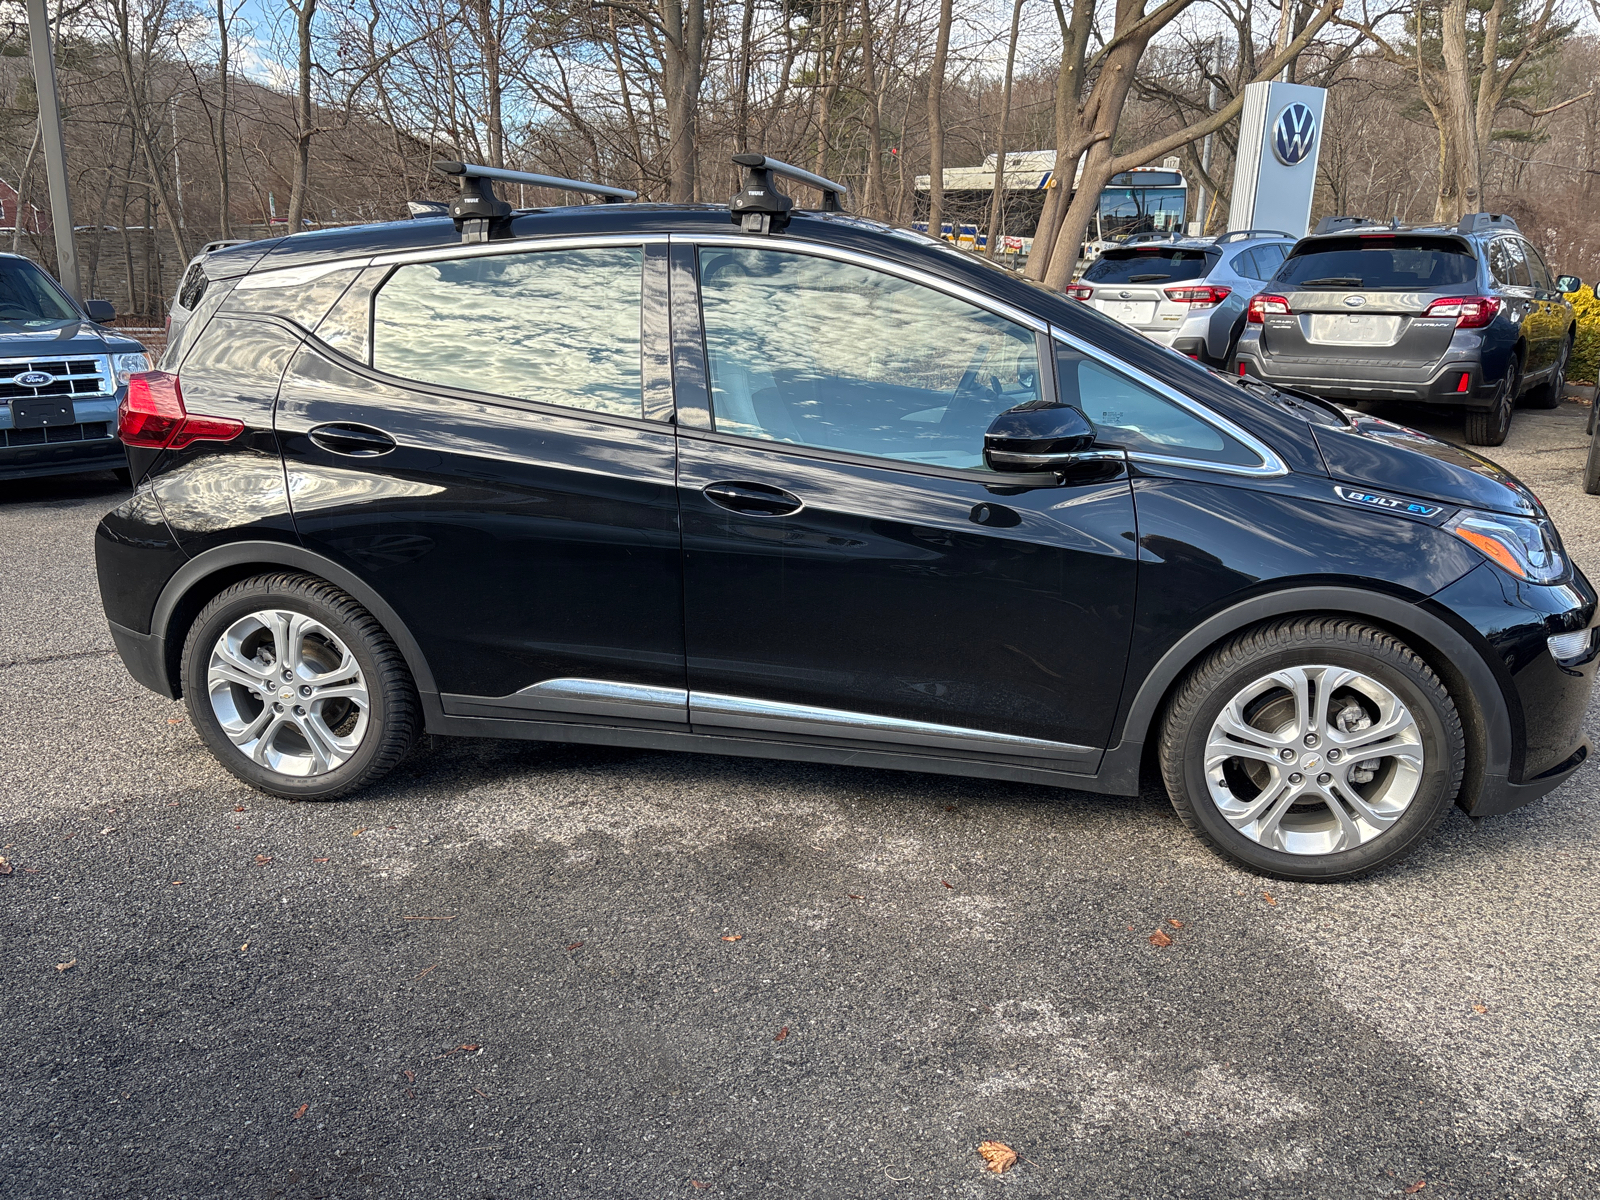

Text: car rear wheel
xmin=1464 ymin=357 xmax=1519 ymax=446
xmin=1584 ymin=411 xmax=1600 ymax=495
xmin=181 ymin=572 xmax=419 ymax=799
xmin=1523 ymin=336 xmax=1570 ymax=410
xmin=1159 ymin=617 xmax=1464 ymax=881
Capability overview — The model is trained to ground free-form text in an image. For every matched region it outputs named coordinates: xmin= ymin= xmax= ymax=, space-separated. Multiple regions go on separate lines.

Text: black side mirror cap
xmin=983 ymin=401 xmax=1097 ymax=472
xmin=84 ymin=299 xmax=115 ymax=322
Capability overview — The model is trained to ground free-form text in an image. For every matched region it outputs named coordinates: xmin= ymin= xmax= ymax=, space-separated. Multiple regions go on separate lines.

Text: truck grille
xmin=0 ymin=421 xmax=112 ymax=447
xmin=0 ymin=356 xmax=112 ymax=401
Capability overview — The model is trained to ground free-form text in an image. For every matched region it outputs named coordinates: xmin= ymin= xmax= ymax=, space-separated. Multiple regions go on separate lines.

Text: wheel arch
xmin=151 ymin=541 xmax=439 ymax=700
xmin=1111 ymin=585 xmax=1512 ymax=810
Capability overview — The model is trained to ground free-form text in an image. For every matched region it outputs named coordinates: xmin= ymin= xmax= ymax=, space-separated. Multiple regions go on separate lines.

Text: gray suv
xmin=1233 ymin=214 xmax=1581 ymax=446
xmin=1068 ymin=231 xmax=1296 ymax=366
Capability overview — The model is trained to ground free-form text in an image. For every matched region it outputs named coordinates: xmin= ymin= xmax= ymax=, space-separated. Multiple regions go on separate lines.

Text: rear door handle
xmin=308 ymin=422 xmax=397 ymax=457
xmin=702 ymin=480 xmax=804 ymax=517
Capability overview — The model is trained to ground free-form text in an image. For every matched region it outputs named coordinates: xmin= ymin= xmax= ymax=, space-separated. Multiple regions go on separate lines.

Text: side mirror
xmin=1556 ymin=275 xmax=1582 ymax=294
xmin=983 ymin=401 xmax=1097 ymax=472
xmin=84 ymin=298 xmax=115 ymax=322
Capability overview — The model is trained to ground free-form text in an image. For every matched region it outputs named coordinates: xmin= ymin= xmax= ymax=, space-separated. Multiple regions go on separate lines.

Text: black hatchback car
xmin=1233 ymin=214 xmax=1581 ymax=447
xmin=94 ymin=159 xmax=1598 ymax=882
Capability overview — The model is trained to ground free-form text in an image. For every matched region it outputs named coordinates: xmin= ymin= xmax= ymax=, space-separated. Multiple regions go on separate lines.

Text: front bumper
xmin=0 ymin=393 xmax=126 ymax=480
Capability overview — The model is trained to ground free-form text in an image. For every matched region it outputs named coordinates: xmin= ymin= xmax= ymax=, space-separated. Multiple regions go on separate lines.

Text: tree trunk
xmin=985 ymin=0 xmax=1026 ymax=258
xmin=925 ymin=0 xmax=954 ymax=237
xmin=661 ymin=0 xmax=705 ymax=202
xmin=814 ymin=0 xmax=846 ymax=175
xmin=735 ymin=0 xmax=756 ymax=153
xmin=1432 ymin=0 xmax=1482 ymax=221
xmin=1023 ymin=0 xmax=1095 ymax=280
xmin=476 ymin=0 xmax=504 ymax=167
xmin=12 ymin=121 xmax=40 ymax=255
xmin=216 ymin=0 xmax=231 ymax=237
xmin=285 ymin=0 xmax=317 ymax=230
xmin=856 ymin=0 xmax=885 ymax=216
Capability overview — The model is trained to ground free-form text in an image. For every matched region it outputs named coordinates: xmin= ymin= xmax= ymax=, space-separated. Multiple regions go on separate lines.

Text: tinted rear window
xmin=1083 ymin=248 xmax=1219 ymax=284
xmin=1277 ymin=236 xmax=1477 ymax=289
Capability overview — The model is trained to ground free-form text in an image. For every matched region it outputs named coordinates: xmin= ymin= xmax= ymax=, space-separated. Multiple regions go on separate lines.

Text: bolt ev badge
xmin=1272 ymin=103 xmax=1318 ymax=166
xmin=15 ymin=371 xmax=54 ymax=387
xmin=1334 ymin=486 xmax=1444 ymax=519
xmin=1343 ymin=295 xmax=1367 ymax=308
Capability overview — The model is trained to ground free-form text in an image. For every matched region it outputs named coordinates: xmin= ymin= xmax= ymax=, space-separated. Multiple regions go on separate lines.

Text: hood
xmin=1311 ymin=412 xmax=1540 ymax=518
xmin=0 ymin=320 xmax=134 ymax=356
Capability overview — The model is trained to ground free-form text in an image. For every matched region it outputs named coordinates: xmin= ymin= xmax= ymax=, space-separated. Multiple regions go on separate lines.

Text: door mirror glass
xmin=983 ymin=401 xmax=1095 ymax=472
xmin=1556 ymin=274 xmax=1582 ymax=294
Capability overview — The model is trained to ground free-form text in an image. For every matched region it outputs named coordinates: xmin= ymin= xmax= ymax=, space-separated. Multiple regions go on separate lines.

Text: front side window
xmin=1488 ymin=239 xmax=1530 ymax=289
xmin=1057 ymin=342 xmax=1257 ymax=467
xmin=1229 ymin=249 xmax=1264 ymax=280
xmin=372 ymin=246 xmax=642 ymax=417
xmin=697 ymin=248 xmax=1041 ymax=470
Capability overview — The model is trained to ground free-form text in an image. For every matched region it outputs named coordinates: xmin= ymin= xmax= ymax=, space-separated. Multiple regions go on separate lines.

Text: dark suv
xmin=1233 ymin=214 xmax=1581 ymax=446
xmin=94 ymin=159 xmax=1598 ymax=882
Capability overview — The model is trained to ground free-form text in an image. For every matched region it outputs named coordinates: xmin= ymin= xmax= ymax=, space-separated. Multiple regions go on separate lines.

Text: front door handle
xmin=702 ymin=480 xmax=804 ymax=517
xmin=308 ymin=422 xmax=397 ymax=457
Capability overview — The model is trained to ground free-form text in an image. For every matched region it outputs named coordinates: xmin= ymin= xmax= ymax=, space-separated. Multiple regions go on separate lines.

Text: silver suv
xmin=1068 ymin=231 xmax=1296 ymax=366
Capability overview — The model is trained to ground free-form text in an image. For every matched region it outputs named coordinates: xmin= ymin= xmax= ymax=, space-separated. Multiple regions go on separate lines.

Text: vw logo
xmin=1343 ymin=295 xmax=1367 ymax=308
xmin=15 ymin=370 xmax=54 ymax=387
xmin=1272 ymin=103 xmax=1318 ymax=166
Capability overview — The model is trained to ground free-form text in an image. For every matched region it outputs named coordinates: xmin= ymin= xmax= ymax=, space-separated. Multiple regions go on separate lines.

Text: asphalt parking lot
xmin=2 ymin=401 xmax=1598 ymax=1200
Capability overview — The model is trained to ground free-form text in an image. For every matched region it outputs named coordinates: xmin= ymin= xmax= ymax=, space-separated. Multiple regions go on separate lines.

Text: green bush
xmin=1568 ymin=286 xmax=1600 ymax=383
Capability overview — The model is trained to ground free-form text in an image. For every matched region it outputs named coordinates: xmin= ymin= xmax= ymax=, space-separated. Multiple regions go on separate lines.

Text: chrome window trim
xmin=1049 ymin=324 xmax=1288 ymax=478
xmin=371 ymin=232 xmax=669 ymax=268
xmin=677 ymin=232 xmax=1050 ymax=335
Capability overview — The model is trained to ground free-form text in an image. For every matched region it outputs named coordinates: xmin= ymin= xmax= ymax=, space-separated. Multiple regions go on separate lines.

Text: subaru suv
xmin=0 ymin=252 xmax=149 ymax=482
xmin=1233 ymin=214 xmax=1581 ymax=446
xmin=1069 ymin=231 xmax=1295 ymax=366
xmin=93 ymin=157 xmax=1597 ymax=882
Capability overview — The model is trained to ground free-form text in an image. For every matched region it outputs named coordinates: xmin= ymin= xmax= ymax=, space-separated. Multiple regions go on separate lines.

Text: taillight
xmin=1165 ymin=285 xmax=1231 ymax=307
xmin=117 ymin=371 xmax=244 ymax=450
xmin=1246 ymin=294 xmax=1291 ymax=323
xmin=1422 ymin=296 xmax=1501 ymax=329
xmin=1064 ymin=284 xmax=1094 ymax=301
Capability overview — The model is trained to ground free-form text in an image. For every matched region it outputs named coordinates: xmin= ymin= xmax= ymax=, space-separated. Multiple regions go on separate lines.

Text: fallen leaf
xmin=292 ymin=1103 xmax=308 ymax=1120
xmin=440 ymin=1043 xmax=481 ymax=1056
xmin=313 ymin=857 xmax=330 ymax=863
xmin=1149 ymin=928 xmax=1173 ymax=947
xmin=690 ymin=1183 xmax=709 ymax=1190
xmin=239 ymin=942 xmax=249 ymax=952
xmin=234 ymin=806 xmax=246 ymax=812
xmin=254 ymin=855 xmax=273 ymax=865
xmin=404 ymin=1069 xmax=415 ymax=1083
xmin=1472 ymin=1004 xmax=1487 ymax=1015
xmin=567 ymin=942 xmax=583 ymax=950
xmin=472 ymin=1086 xmax=489 ymax=1099
xmin=415 ymin=964 xmax=437 ymax=979
xmin=1403 ymin=1182 xmax=1426 ymax=1194
xmin=352 ymin=827 xmax=366 ymax=837
xmin=167 ymin=716 xmax=185 ymax=724
xmin=56 ymin=959 xmax=76 ymax=972
xmin=167 ymin=802 xmax=180 ymax=807
xmin=22 ymin=868 xmax=37 ymax=874
xmin=1168 ymin=919 xmax=1185 ymax=928
xmin=977 ymin=1141 xmax=1017 ymax=1173
xmin=774 ymin=1026 xmax=789 ymax=1042
xmin=170 ymin=880 xmax=183 ymax=886
xmin=402 ymin=915 xmax=456 ymax=921
xmin=100 ymin=827 xmax=117 ymax=836
xmin=944 ymin=805 xmax=957 ymax=812
xmin=1262 ymin=892 xmax=1277 ymax=906
xmin=721 ymin=934 xmax=742 ymax=942
xmin=942 ymin=880 xmax=953 ymax=889
xmin=847 ymin=894 xmax=864 ymax=901
xmin=0 ymin=861 xmax=11 ymax=876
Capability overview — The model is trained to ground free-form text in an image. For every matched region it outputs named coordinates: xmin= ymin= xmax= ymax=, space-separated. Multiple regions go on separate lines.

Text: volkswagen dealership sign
xmin=1272 ymin=102 xmax=1319 ymax=166
xmin=1228 ymin=82 xmax=1327 ymax=236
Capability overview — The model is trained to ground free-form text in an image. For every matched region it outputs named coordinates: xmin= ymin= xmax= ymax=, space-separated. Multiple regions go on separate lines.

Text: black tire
xmin=1158 ymin=617 xmax=1464 ymax=882
xmin=181 ymin=572 xmax=419 ymax=800
xmin=1584 ymin=414 xmax=1600 ymax=495
xmin=1465 ymin=356 xmax=1519 ymax=446
xmin=1523 ymin=335 xmax=1571 ymax=410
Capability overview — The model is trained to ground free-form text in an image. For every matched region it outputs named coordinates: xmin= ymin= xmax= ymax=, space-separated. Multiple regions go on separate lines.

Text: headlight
xmin=1444 ymin=510 xmax=1566 ymax=583
xmin=113 ymin=351 xmax=151 ymax=387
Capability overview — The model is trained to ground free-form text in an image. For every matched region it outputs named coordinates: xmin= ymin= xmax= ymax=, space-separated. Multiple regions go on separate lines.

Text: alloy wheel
xmin=1203 ymin=664 xmax=1425 ymax=855
xmin=206 ymin=609 xmax=371 ymax=777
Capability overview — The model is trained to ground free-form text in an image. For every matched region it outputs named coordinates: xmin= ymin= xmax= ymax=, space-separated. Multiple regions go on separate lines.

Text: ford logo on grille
xmin=15 ymin=370 xmax=55 ymax=387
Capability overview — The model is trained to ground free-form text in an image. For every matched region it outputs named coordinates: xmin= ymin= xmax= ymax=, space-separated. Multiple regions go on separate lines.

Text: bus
xmin=912 ymin=152 xmax=1188 ymax=268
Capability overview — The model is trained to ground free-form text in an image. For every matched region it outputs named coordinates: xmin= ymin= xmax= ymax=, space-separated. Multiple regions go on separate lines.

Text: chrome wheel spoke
xmin=227 ymin=704 xmax=276 ymax=748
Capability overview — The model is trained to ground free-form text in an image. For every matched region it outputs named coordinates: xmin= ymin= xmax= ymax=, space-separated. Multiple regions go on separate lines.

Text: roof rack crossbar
xmin=728 ymin=153 xmax=849 ymax=234
xmin=432 ymin=160 xmax=638 ymax=243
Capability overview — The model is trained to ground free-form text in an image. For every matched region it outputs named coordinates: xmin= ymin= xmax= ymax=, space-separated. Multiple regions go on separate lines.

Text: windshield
xmin=1083 ymin=247 xmax=1218 ymax=284
xmin=1276 ymin=236 xmax=1477 ymax=290
xmin=0 ymin=258 xmax=78 ymax=324
xmin=1097 ymin=186 xmax=1187 ymax=242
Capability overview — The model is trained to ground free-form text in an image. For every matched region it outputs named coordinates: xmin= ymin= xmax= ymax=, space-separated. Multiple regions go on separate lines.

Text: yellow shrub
xmin=1568 ymin=286 xmax=1600 ymax=383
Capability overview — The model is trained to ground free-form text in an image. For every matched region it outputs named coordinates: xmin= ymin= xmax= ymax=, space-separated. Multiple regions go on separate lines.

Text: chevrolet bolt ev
xmin=0 ymin=253 xmax=149 ymax=482
xmin=1233 ymin=214 xmax=1582 ymax=447
xmin=94 ymin=158 xmax=1598 ymax=882
xmin=1068 ymin=230 xmax=1295 ymax=365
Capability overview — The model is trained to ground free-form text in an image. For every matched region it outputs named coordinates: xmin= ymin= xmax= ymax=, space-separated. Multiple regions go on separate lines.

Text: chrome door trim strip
xmin=371 ymin=231 xmax=670 ymax=268
xmin=688 ymin=691 xmax=1095 ymax=762
xmin=1049 ymin=322 xmax=1289 ymax=478
xmin=467 ymin=677 xmax=689 ymax=722
xmin=234 ymin=259 xmax=375 ymax=290
xmin=675 ymin=232 xmax=1051 ymax=336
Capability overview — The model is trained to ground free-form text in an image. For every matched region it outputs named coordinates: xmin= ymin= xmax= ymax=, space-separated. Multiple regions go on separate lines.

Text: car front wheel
xmin=181 ymin=572 xmax=419 ymax=799
xmin=1159 ymin=617 xmax=1464 ymax=881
